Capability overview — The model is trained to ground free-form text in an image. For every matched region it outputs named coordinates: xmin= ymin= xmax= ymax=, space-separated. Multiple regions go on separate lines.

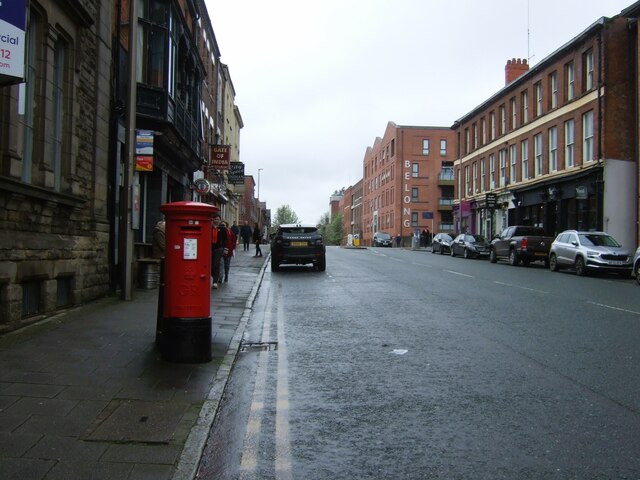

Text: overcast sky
xmin=205 ymin=0 xmax=633 ymax=224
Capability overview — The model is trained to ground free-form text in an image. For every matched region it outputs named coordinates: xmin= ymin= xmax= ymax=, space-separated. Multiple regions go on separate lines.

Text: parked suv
xmin=549 ymin=230 xmax=632 ymax=276
xmin=271 ymin=224 xmax=326 ymax=272
xmin=373 ymin=231 xmax=392 ymax=247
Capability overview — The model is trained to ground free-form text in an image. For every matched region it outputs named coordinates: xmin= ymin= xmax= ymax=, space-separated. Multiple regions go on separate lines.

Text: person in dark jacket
xmin=252 ymin=223 xmax=262 ymax=257
xmin=211 ymin=213 xmax=228 ymax=289
xmin=240 ymin=220 xmax=252 ymax=251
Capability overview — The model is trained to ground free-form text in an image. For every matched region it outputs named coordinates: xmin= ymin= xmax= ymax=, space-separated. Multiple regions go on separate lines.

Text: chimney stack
xmin=505 ymin=58 xmax=529 ymax=85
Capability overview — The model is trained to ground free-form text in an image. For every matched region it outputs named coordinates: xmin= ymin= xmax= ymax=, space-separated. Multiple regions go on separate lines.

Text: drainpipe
xmin=596 ymin=30 xmax=604 ymax=231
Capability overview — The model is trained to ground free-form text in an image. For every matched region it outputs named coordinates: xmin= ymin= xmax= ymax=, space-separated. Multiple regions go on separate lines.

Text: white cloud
xmin=206 ymin=0 xmax=632 ymax=224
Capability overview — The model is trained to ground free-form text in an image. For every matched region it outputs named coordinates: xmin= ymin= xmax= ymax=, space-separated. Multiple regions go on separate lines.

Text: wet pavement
xmin=0 ymin=246 xmax=269 ymax=480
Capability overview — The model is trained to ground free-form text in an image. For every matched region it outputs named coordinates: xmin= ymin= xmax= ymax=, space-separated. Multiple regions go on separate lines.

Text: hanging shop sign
xmin=194 ymin=178 xmax=211 ymax=195
xmin=228 ymin=162 xmax=245 ymax=184
xmin=210 ymin=145 xmax=230 ymax=170
xmin=0 ymin=0 xmax=26 ymax=84
xmin=135 ymin=130 xmax=154 ymax=171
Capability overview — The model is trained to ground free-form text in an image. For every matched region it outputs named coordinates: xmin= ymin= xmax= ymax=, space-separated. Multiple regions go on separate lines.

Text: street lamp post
xmin=257 ymin=168 xmax=263 ymax=226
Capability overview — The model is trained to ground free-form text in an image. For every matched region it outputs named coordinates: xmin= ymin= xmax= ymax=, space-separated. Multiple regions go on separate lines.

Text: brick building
xmin=362 ymin=122 xmax=457 ymax=247
xmin=0 ymin=0 xmax=113 ymax=330
xmin=338 ymin=180 xmax=363 ymax=245
xmin=452 ymin=14 xmax=637 ymax=249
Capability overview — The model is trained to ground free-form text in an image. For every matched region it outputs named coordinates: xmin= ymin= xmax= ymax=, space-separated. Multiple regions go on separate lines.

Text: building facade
xmin=362 ymin=122 xmax=457 ymax=247
xmin=0 ymin=0 xmax=113 ymax=330
xmin=452 ymin=15 xmax=637 ymax=249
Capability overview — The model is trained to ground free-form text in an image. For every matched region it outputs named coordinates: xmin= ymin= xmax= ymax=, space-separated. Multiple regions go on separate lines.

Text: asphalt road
xmin=197 ymin=246 xmax=640 ymax=480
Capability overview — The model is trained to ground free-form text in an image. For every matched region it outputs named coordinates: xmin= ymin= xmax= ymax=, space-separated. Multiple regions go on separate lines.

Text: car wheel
xmin=271 ymin=259 xmax=279 ymax=272
xmin=636 ymin=262 xmax=640 ymax=285
xmin=549 ymin=253 xmax=559 ymax=272
xmin=489 ymin=249 xmax=497 ymax=263
xmin=463 ymin=248 xmax=469 ymax=259
xmin=509 ymin=249 xmax=519 ymax=266
xmin=575 ymin=256 xmax=587 ymax=276
xmin=317 ymin=257 xmax=326 ymax=272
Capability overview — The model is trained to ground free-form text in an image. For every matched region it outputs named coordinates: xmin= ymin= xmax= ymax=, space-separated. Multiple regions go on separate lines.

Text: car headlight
xmin=586 ymin=250 xmax=600 ymax=258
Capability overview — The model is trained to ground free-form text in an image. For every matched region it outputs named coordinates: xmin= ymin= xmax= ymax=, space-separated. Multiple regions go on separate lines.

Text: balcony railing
xmin=438 ymin=170 xmax=455 ymax=185
xmin=439 ymin=223 xmax=454 ymax=232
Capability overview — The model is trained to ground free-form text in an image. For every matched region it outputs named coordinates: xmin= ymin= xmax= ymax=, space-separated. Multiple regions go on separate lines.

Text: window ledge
xmin=0 ymin=176 xmax=86 ymax=209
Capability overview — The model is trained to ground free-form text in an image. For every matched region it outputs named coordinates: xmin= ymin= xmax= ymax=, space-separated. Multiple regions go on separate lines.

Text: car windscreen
xmin=376 ymin=233 xmax=391 ymax=240
xmin=465 ymin=235 xmax=486 ymax=243
xmin=579 ymin=234 xmax=621 ymax=247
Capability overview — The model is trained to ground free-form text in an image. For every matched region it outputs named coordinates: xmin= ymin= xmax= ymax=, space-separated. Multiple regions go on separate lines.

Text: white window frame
xmin=440 ymin=139 xmax=447 ymax=156
xmin=511 ymin=97 xmax=517 ymax=129
xmin=521 ymin=139 xmax=529 ymax=180
xmin=583 ymin=111 xmax=594 ymax=162
xmin=480 ymin=158 xmax=486 ymax=192
xmin=534 ymin=133 xmax=543 ymax=177
xmin=489 ymin=154 xmax=495 ymax=189
xmin=509 ymin=144 xmax=517 ymax=184
xmin=535 ymin=82 xmax=542 ymax=117
xmin=422 ymin=139 xmax=430 ymax=155
xmin=499 ymin=149 xmax=506 ymax=187
xmin=567 ymin=62 xmax=575 ymax=101
xmin=565 ymin=119 xmax=575 ymax=168
xmin=412 ymin=162 xmax=419 ymax=178
xmin=550 ymin=71 xmax=558 ymax=109
xmin=500 ymin=105 xmax=506 ymax=135
xmin=549 ymin=126 xmax=558 ymax=172
xmin=585 ymin=50 xmax=594 ymax=90
xmin=473 ymin=162 xmax=478 ymax=192
xmin=490 ymin=112 xmax=496 ymax=140
xmin=522 ymin=90 xmax=529 ymax=124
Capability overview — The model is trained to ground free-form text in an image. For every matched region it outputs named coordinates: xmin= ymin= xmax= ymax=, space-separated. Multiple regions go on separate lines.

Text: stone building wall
xmin=0 ymin=0 xmax=113 ymax=332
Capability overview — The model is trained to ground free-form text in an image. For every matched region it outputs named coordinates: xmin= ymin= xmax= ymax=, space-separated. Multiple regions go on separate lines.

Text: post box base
xmin=161 ymin=317 xmax=212 ymax=363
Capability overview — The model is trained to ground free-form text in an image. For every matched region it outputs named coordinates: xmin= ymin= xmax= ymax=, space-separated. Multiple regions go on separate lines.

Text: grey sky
xmin=205 ymin=0 xmax=633 ymax=224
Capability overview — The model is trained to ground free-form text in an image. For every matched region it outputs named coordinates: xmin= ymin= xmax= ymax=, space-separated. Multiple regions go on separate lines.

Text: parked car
xmin=632 ymin=246 xmax=640 ymax=285
xmin=450 ymin=234 xmax=490 ymax=259
xmin=431 ymin=233 xmax=454 ymax=255
xmin=548 ymin=230 xmax=632 ymax=277
xmin=373 ymin=231 xmax=392 ymax=247
xmin=271 ymin=224 xmax=326 ymax=272
xmin=489 ymin=225 xmax=554 ymax=266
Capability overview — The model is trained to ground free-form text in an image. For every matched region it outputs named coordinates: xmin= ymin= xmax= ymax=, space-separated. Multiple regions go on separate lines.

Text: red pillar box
xmin=159 ymin=201 xmax=218 ymax=362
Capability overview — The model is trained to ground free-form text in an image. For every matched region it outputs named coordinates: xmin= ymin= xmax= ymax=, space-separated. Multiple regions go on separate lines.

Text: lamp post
xmin=257 ymin=168 xmax=263 ymax=225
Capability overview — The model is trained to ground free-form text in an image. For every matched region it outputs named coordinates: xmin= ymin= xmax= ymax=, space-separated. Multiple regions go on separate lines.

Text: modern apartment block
xmin=338 ymin=180 xmax=363 ymax=244
xmin=362 ymin=122 xmax=457 ymax=246
xmin=452 ymin=14 xmax=637 ymax=249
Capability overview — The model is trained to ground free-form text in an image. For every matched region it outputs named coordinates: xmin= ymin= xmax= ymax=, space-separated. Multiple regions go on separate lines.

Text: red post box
xmin=159 ymin=201 xmax=218 ymax=363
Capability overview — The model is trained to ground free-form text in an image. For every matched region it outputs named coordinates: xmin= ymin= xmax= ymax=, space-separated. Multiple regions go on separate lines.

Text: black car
xmin=450 ymin=234 xmax=490 ymax=259
xmin=271 ymin=224 xmax=326 ymax=271
xmin=431 ymin=233 xmax=453 ymax=255
xmin=373 ymin=231 xmax=392 ymax=247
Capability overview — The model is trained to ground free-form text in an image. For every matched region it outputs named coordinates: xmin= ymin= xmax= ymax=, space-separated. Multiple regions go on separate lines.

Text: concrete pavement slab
xmin=0 ymin=247 xmax=269 ymax=479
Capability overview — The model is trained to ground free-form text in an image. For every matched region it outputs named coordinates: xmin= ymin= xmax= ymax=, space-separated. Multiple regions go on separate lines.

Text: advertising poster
xmin=0 ymin=0 xmax=27 ymax=83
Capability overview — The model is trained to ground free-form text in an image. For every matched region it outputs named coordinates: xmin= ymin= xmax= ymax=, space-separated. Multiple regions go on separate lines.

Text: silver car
xmin=633 ymin=246 xmax=640 ymax=285
xmin=549 ymin=230 xmax=632 ymax=277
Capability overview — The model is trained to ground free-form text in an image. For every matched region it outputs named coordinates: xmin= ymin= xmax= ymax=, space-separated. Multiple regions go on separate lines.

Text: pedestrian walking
xmin=395 ymin=233 xmax=401 ymax=248
xmin=151 ymin=220 xmax=166 ymax=258
xmin=253 ymin=223 xmax=263 ymax=257
xmin=230 ymin=221 xmax=240 ymax=246
xmin=240 ymin=220 xmax=252 ymax=251
xmin=221 ymin=222 xmax=236 ymax=283
xmin=211 ymin=213 xmax=227 ymax=289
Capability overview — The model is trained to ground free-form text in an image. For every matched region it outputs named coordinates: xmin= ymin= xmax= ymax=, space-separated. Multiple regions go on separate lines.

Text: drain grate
xmin=240 ymin=341 xmax=278 ymax=352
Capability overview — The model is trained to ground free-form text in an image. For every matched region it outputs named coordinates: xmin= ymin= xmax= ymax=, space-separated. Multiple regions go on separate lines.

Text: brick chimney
xmin=505 ymin=58 xmax=529 ymax=85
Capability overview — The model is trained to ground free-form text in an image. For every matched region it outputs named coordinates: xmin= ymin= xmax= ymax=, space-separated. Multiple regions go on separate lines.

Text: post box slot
xmin=180 ymin=225 xmax=201 ymax=231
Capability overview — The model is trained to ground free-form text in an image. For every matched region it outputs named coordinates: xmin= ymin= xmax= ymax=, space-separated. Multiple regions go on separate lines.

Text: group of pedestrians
xmin=211 ymin=216 xmax=264 ymax=289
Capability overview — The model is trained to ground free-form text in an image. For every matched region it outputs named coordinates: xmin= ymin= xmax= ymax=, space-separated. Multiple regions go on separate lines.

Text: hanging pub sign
xmin=485 ymin=192 xmax=498 ymax=209
xmin=210 ymin=145 xmax=230 ymax=170
xmin=228 ymin=162 xmax=245 ymax=184
xmin=0 ymin=0 xmax=26 ymax=85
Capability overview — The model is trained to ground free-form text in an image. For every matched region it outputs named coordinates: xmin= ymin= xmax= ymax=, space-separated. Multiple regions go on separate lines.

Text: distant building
xmin=362 ymin=122 xmax=457 ymax=247
xmin=452 ymin=13 xmax=636 ymax=249
xmin=338 ymin=181 xmax=363 ymax=245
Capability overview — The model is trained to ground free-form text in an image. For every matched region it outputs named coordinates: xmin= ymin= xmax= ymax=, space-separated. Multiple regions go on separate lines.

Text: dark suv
xmin=271 ymin=224 xmax=326 ymax=272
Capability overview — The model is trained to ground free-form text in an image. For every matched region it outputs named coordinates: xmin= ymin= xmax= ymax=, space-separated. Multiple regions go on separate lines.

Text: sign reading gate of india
xmin=0 ymin=0 xmax=26 ymax=84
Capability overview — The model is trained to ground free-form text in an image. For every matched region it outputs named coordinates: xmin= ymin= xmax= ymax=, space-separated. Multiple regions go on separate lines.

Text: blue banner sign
xmin=0 ymin=0 xmax=26 ymax=83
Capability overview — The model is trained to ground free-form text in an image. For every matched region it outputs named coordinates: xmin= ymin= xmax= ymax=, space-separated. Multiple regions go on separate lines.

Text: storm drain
xmin=240 ymin=341 xmax=278 ymax=352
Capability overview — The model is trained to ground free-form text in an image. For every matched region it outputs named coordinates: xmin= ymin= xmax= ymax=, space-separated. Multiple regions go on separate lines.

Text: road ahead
xmin=197 ymin=246 xmax=640 ymax=480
